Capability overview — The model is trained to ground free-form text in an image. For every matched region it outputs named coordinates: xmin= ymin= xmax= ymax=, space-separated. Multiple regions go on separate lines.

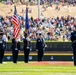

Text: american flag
xmin=11 ymin=5 xmax=20 ymax=38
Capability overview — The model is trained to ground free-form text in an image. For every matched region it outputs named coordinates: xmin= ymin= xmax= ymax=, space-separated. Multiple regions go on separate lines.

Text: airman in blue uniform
xmin=36 ymin=33 xmax=46 ymax=62
xmin=23 ymin=32 xmax=31 ymax=63
xmin=71 ymin=26 xmax=76 ymax=66
xmin=0 ymin=29 xmax=6 ymax=64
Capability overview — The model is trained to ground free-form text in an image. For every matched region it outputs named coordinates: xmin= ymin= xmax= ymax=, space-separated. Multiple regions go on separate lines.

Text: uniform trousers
xmin=12 ymin=50 xmax=19 ymax=63
xmin=72 ymin=46 xmax=76 ymax=66
xmin=0 ymin=50 xmax=4 ymax=63
xmin=24 ymin=49 xmax=30 ymax=63
xmin=38 ymin=50 xmax=44 ymax=62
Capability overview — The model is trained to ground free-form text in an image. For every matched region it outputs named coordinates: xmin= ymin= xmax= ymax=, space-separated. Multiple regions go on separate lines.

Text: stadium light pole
xmin=38 ymin=0 xmax=40 ymax=20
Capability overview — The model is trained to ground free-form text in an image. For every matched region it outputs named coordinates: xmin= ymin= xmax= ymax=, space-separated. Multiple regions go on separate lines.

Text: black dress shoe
xmin=13 ymin=61 xmax=17 ymax=63
xmin=74 ymin=64 xmax=76 ymax=66
xmin=0 ymin=62 xmax=2 ymax=64
xmin=25 ymin=61 xmax=28 ymax=63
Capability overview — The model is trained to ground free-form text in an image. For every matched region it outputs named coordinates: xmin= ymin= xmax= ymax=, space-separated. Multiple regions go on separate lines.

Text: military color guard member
xmin=0 ymin=29 xmax=6 ymax=64
xmin=23 ymin=32 xmax=31 ymax=63
xmin=11 ymin=36 xmax=20 ymax=63
xmin=36 ymin=33 xmax=46 ymax=62
xmin=71 ymin=25 xmax=76 ymax=66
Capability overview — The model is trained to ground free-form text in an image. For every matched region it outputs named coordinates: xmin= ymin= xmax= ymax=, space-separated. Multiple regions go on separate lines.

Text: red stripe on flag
xmin=11 ymin=15 xmax=20 ymax=38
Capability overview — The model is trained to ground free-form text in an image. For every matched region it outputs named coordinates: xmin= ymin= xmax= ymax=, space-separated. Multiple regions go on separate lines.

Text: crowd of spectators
xmin=0 ymin=0 xmax=75 ymax=7
xmin=1 ymin=0 xmax=76 ymax=42
xmin=0 ymin=14 xmax=76 ymax=42
xmin=2 ymin=0 xmax=76 ymax=6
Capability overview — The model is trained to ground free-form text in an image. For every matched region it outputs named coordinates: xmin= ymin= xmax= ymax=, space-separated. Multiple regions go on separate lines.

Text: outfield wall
xmin=6 ymin=42 xmax=72 ymax=52
xmin=4 ymin=54 xmax=73 ymax=61
xmin=4 ymin=42 xmax=73 ymax=61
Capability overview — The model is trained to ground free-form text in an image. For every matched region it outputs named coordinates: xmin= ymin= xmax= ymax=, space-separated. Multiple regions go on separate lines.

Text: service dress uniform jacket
xmin=0 ymin=38 xmax=6 ymax=63
xmin=71 ymin=31 xmax=76 ymax=66
xmin=11 ymin=38 xmax=20 ymax=63
xmin=23 ymin=37 xmax=31 ymax=63
xmin=36 ymin=38 xmax=45 ymax=61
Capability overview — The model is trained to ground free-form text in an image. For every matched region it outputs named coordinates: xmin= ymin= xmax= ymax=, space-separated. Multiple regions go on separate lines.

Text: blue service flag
xmin=25 ymin=7 xmax=30 ymax=30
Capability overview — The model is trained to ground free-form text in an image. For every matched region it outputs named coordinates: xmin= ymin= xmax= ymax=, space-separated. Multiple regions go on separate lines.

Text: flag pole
xmin=38 ymin=0 xmax=40 ymax=21
xmin=25 ymin=3 xmax=28 ymax=34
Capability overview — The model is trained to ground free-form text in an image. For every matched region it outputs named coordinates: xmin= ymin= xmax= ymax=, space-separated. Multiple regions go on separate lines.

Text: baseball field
xmin=0 ymin=2 xmax=76 ymax=75
xmin=0 ymin=61 xmax=76 ymax=75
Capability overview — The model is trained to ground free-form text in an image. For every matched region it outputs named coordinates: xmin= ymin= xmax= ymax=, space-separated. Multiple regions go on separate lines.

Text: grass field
xmin=0 ymin=61 xmax=76 ymax=75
